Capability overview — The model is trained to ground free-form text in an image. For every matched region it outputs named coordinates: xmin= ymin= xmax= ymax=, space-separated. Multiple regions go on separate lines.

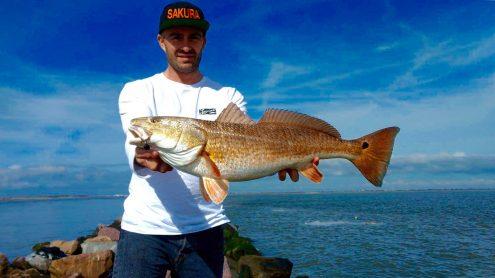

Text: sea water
xmin=0 ymin=190 xmax=494 ymax=277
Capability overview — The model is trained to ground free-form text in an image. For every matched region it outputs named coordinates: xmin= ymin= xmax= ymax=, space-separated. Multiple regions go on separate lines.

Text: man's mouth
xmin=177 ymin=52 xmax=196 ymax=59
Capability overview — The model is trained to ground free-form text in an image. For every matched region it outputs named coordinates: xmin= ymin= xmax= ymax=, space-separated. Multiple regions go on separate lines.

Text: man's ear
xmin=157 ymin=34 xmax=166 ymax=51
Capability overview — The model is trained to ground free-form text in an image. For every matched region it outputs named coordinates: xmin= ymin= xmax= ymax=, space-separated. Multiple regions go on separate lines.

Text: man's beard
xmin=167 ymin=50 xmax=202 ymax=74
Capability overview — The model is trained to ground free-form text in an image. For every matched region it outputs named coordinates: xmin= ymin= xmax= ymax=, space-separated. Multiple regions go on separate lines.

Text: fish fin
xmin=216 ymin=102 xmax=255 ymax=124
xmin=258 ymin=109 xmax=341 ymax=138
xmin=351 ymin=127 xmax=400 ymax=186
xmin=300 ymin=163 xmax=323 ymax=183
xmin=201 ymin=151 xmax=221 ymax=178
xmin=199 ymin=178 xmax=212 ymax=203
xmin=201 ymin=177 xmax=229 ymax=204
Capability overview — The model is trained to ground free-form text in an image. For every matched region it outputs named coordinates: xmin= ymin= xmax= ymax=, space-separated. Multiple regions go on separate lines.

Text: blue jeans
xmin=112 ymin=225 xmax=225 ymax=278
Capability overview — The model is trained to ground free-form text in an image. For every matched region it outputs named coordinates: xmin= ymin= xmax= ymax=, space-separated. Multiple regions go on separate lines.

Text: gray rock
xmin=81 ymin=241 xmax=117 ymax=254
xmin=25 ymin=253 xmax=51 ymax=272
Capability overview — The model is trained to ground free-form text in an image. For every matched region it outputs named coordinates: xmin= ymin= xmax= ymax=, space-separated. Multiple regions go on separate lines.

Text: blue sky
xmin=1 ymin=0 xmax=495 ymax=195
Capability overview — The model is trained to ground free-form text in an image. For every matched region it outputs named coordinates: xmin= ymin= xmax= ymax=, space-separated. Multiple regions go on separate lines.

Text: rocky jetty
xmin=0 ymin=220 xmax=292 ymax=277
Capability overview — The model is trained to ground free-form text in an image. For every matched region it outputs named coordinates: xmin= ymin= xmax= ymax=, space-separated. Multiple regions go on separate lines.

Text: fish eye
xmin=150 ymin=118 xmax=157 ymax=123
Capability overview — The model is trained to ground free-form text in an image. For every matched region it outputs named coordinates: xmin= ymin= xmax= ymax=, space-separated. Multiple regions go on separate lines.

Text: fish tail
xmin=351 ymin=127 xmax=400 ymax=186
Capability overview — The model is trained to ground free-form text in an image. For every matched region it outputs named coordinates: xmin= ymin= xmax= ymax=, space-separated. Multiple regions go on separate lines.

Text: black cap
xmin=158 ymin=1 xmax=210 ymax=34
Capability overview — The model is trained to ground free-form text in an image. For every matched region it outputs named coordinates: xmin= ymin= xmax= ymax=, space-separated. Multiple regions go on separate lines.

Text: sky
xmin=1 ymin=0 xmax=495 ymax=196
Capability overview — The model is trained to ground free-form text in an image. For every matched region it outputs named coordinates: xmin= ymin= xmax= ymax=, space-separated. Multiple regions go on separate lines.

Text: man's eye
xmin=169 ymin=35 xmax=182 ymax=40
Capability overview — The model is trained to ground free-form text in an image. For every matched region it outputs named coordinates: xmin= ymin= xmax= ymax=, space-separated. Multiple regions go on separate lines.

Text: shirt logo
xmin=199 ymin=108 xmax=216 ymax=115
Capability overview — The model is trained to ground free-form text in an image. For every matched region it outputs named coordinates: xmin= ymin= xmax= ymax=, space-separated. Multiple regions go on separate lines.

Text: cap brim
xmin=159 ymin=19 xmax=210 ymax=34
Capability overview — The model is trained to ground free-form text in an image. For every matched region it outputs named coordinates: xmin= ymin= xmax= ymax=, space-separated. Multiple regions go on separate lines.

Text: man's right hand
xmin=134 ymin=147 xmax=173 ymax=173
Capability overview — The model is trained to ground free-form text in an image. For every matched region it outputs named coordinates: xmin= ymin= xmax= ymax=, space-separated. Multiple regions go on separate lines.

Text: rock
xmin=97 ymin=226 xmax=120 ymax=241
xmin=12 ymin=256 xmax=31 ymax=270
xmin=1 ymin=253 xmax=8 ymax=275
xmin=48 ymin=250 xmax=114 ymax=278
xmin=24 ymin=268 xmax=44 ymax=277
xmin=81 ymin=241 xmax=117 ymax=254
xmin=85 ymin=236 xmax=112 ymax=242
xmin=238 ymin=255 xmax=293 ymax=278
xmin=25 ymin=253 xmax=50 ymax=272
xmin=31 ymin=242 xmax=50 ymax=253
xmin=25 ymin=247 xmax=66 ymax=272
xmin=50 ymin=240 xmax=80 ymax=255
xmin=224 ymin=236 xmax=261 ymax=261
xmin=6 ymin=267 xmax=45 ymax=277
xmin=36 ymin=247 xmax=66 ymax=260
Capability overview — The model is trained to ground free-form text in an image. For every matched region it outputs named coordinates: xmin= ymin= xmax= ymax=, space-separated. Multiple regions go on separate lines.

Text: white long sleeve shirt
xmin=118 ymin=73 xmax=247 ymax=235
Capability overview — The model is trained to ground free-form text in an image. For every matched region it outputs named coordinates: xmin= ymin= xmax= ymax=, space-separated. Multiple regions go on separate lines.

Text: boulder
xmin=81 ymin=235 xmax=117 ymax=254
xmin=97 ymin=226 xmax=120 ymax=241
xmin=48 ymin=250 xmax=114 ymax=278
xmin=238 ymin=255 xmax=293 ymax=278
xmin=36 ymin=247 xmax=66 ymax=260
xmin=25 ymin=253 xmax=50 ymax=272
xmin=50 ymin=240 xmax=80 ymax=255
xmin=6 ymin=267 xmax=45 ymax=277
xmin=12 ymin=256 xmax=31 ymax=270
xmin=1 ymin=253 xmax=8 ymax=275
xmin=224 ymin=236 xmax=261 ymax=261
xmin=81 ymin=241 xmax=117 ymax=254
xmin=85 ymin=236 xmax=112 ymax=242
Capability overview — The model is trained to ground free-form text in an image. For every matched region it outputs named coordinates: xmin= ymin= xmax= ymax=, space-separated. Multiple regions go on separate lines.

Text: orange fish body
xmin=129 ymin=103 xmax=399 ymax=204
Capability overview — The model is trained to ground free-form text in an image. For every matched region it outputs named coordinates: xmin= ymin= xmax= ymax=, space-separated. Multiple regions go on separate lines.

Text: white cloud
xmin=388 ymin=32 xmax=495 ymax=90
xmin=375 ymin=42 xmax=399 ymax=52
xmin=447 ymin=33 xmax=495 ymax=65
xmin=261 ymin=71 xmax=495 ymax=155
xmin=317 ymin=152 xmax=495 ymax=178
xmin=0 ymin=65 xmax=128 ymax=167
xmin=261 ymin=62 xmax=310 ymax=89
xmin=388 ymin=178 xmax=495 ymax=188
xmin=0 ymin=163 xmax=129 ymax=191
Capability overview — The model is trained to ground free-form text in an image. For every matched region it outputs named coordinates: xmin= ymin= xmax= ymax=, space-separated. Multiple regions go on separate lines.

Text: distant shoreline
xmin=0 ymin=194 xmax=127 ymax=203
xmin=1 ymin=188 xmax=494 ymax=203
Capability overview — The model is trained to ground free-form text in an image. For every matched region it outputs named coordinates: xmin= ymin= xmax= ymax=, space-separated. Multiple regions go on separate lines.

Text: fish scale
xmin=178 ymin=121 xmax=353 ymax=181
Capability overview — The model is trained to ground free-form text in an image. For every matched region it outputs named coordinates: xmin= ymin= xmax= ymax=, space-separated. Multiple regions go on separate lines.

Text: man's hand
xmin=134 ymin=147 xmax=173 ymax=173
xmin=278 ymin=157 xmax=320 ymax=182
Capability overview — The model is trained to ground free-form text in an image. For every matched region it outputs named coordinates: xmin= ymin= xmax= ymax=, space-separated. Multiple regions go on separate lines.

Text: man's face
xmin=158 ymin=27 xmax=206 ymax=74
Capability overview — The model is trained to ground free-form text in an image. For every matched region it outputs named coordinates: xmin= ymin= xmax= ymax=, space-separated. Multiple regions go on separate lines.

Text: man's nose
xmin=181 ymin=46 xmax=193 ymax=52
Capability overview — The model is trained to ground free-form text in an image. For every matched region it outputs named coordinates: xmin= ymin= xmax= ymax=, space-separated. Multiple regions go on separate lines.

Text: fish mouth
xmin=128 ymin=125 xmax=151 ymax=146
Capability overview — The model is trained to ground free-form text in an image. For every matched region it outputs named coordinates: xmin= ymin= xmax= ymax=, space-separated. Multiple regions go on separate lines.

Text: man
xmin=113 ymin=2 xmax=300 ymax=277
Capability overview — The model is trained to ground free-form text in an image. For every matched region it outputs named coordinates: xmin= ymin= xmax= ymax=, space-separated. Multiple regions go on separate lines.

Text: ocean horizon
xmin=1 ymin=187 xmax=494 ymax=202
xmin=0 ymin=189 xmax=494 ymax=276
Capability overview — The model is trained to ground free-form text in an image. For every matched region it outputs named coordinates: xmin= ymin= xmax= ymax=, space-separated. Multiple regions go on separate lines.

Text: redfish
xmin=128 ymin=103 xmax=399 ymax=204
